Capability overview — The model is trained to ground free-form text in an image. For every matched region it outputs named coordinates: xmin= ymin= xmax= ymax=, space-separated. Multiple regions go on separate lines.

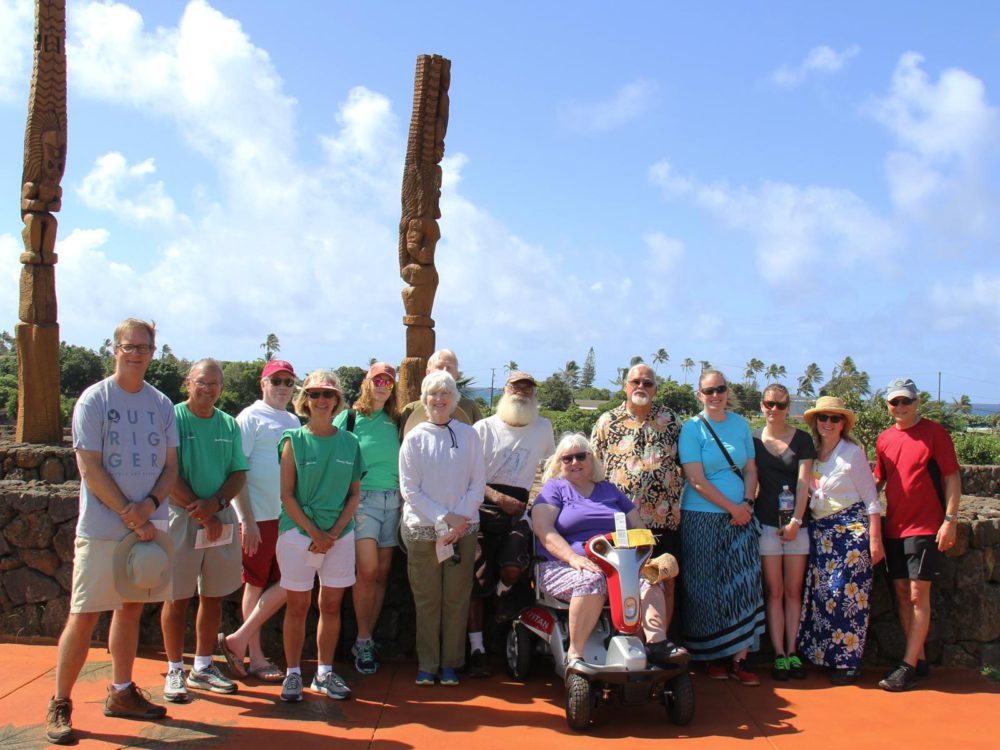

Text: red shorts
xmin=242 ymin=519 xmax=281 ymax=587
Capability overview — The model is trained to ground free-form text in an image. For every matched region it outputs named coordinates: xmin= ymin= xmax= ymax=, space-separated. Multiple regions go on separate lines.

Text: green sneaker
xmin=772 ymin=655 xmax=790 ymax=681
xmin=787 ymin=653 xmax=807 ymax=679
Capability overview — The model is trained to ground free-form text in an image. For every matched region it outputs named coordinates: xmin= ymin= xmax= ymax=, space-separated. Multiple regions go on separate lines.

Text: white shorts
xmin=276 ymin=528 xmax=356 ymax=591
xmin=759 ymin=523 xmax=810 ymax=556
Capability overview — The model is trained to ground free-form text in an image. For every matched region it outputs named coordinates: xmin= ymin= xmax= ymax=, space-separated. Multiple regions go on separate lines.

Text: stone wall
xmin=1 ymin=444 xmax=998 ymax=668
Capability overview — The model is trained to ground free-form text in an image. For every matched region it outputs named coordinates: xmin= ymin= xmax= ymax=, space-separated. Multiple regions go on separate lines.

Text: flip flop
xmin=249 ymin=660 xmax=285 ymax=683
xmin=217 ymin=632 xmax=247 ymax=678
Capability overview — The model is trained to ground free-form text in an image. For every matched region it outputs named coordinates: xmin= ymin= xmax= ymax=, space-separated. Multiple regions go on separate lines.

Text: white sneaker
xmin=163 ymin=668 xmax=188 ymax=703
xmin=281 ymin=672 xmax=303 ymax=703
xmin=186 ymin=664 xmax=237 ymax=694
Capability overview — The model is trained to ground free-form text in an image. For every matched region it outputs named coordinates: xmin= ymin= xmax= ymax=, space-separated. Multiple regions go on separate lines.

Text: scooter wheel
xmin=664 ymin=670 xmax=695 ymax=725
xmin=565 ymin=673 xmax=593 ymax=731
xmin=505 ymin=623 xmax=532 ymax=680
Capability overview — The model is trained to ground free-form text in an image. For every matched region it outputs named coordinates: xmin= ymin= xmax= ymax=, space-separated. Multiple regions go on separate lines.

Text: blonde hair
xmin=542 ymin=432 xmax=607 ymax=483
xmin=113 ymin=318 xmax=156 ymax=348
xmin=292 ymin=370 xmax=345 ymax=419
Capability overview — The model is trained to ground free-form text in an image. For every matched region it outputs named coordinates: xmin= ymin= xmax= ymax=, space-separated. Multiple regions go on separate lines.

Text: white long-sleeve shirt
xmin=810 ymin=439 xmax=881 ymax=520
xmin=399 ymin=420 xmax=486 ymax=530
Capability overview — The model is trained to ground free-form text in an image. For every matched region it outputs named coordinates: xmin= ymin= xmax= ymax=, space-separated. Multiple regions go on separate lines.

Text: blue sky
xmin=1 ymin=1 xmax=997 ymax=403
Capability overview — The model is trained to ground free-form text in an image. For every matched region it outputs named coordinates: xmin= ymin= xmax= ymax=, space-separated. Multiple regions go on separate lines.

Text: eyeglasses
xmin=701 ymin=384 xmax=728 ymax=396
xmin=628 ymin=379 xmax=656 ymax=389
xmin=816 ymin=414 xmax=843 ymax=424
xmin=509 ymin=382 xmax=536 ymax=394
xmin=191 ymin=380 xmax=220 ymax=389
xmin=762 ymin=401 xmax=788 ymax=410
xmin=306 ymin=390 xmax=337 ymax=400
xmin=372 ymin=376 xmax=394 ymax=389
xmin=560 ymin=452 xmax=589 ymax=464
xmin=117 ymin=344 xmax=155 ymax=355
xmin=267 ymin=377 xmax=295 ymax=387
xmin=888 ymin=397 xmax=915 ymax=407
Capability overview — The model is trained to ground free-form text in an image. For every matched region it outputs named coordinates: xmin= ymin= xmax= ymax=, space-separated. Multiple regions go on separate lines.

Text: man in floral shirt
xmin=591 ymin=363 xmax=685 ymax=654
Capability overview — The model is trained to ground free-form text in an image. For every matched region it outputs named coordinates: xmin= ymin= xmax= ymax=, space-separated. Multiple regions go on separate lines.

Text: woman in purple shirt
xmin=532 ymin=432 xmax=674 ymax=668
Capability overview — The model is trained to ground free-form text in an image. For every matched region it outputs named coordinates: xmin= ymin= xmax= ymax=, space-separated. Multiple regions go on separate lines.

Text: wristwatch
xmin=216 ymin=494 xmax=230 ymax=511
xmin=944 ymin=513 xmax=955 ymax=523
xmin=789 ymin=517 xmax=803 ymax=527
xmin=145 ymin=493 xmax=161 ymax=510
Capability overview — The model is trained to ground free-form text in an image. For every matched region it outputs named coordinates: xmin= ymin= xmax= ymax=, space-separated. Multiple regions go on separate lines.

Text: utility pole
xmin=489 ymin=367 xmax=496 ymax=407
xmin=938 ymin=371 xmax=941 ymax=402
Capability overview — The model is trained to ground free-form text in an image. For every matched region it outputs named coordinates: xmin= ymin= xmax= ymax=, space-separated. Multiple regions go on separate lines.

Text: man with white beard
xmin=466 ymin=372 xmax=555 ymax=677
xmin=591 ymin=363 xmax=687 ymax=662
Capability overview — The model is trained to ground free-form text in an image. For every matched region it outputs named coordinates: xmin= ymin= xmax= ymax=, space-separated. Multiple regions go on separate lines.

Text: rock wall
xmin=1 ymin=444 xmax=997 ymax=668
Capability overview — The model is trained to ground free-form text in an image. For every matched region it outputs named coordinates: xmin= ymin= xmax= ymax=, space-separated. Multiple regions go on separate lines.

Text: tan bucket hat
xmin=803 ymin=395 xmax=856 ymax=433
xmin=112 ymin=528 xmax=175 ymax=602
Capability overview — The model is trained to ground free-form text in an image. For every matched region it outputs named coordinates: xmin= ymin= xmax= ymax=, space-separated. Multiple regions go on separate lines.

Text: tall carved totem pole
xmin=397 ymin=54 xmax=450 ymax=406
xmin=16 ymin=0 xmax=66 ymax=443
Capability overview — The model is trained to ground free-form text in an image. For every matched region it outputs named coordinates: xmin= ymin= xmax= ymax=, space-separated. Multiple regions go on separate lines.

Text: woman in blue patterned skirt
xmin=799 ymin=396 xmax=884 ymax=685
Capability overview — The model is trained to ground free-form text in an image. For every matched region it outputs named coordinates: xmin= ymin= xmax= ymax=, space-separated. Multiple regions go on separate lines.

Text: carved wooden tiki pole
xmin=16 ymin=0 xmax=66 ymax=443
xmin=397 ymin=54 xmax=450 ymax=406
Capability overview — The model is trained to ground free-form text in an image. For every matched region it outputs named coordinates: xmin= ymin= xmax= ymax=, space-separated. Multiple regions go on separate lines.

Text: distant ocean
xmin=971 ymin=404 xmax=1000 ymax=417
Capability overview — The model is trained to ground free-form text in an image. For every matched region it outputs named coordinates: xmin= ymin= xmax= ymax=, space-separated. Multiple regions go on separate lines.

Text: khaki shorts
xmin=168 ymin=506 xmax=243 ymax=600
xmin=70 ymin=537 xmax=166 ymax=613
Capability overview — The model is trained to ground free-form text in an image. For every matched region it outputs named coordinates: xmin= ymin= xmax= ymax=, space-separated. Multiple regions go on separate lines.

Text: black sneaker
xmin=646 ymin=640 xmax=690 ymax=668
xmin=787 ymin=653 xmax=807 ymax=680
xmin=830 ymin=667 xmax=861 ymax=686
xmin=46 ymin=697 xmax=74 ymax=745
xmin=772 ymin=655 xmax=790 ymax=681
xmin=494 ymin=591 xmax=521 ymax=623
xmin=916 ymin=659 xmax=930 ymax=678
xmin=879 ymin=662 xmax=918 ymax=692
xmin=467 ymin=649 xmax=492 ymax=678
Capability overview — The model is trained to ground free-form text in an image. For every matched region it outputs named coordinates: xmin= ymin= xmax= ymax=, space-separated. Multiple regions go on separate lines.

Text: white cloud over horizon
xmin=77 ymin=153 xmax=182 ymax=224
xmin=770 ymin=44 xmax=860 ymax=88
xmin=557 ymin=78 xmax=659 ymax=133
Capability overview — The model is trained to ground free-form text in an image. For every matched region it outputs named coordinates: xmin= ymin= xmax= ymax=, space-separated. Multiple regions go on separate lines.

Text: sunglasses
xmin=306 ymin=390 xmax=338 ymax=400
xmin=560 ymin=452 xmax=589 ymax=464
xmin=372 ymin=376 xmax=395 ymax=389
xmin=701 ymin=384 xmax=728 ymax=396
xmin=762 ymin=401 xmax=788 ymax=410
xmin=888 ymin=397 xmax=915 ymax=407
xmin=816 ymin=414 xmax=843 ymax=424
xmin=267 ymin=377 xmax=295 ymax=387
xmin=628 ymin=379 xmax=655 ymax=388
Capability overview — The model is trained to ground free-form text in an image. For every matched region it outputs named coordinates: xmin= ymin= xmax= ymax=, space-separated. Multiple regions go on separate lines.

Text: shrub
xmin=953 ymin=433 xmax=1000 ymax=466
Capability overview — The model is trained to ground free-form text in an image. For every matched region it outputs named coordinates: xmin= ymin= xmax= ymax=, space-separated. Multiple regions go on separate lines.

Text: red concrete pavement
xmin=2 ymin=641 xmax=999 ymax=749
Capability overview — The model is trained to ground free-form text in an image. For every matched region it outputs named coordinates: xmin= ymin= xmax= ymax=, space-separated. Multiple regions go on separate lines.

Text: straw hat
xmin=112 ymin=529 xmax=174 ymax=602
xmin=803 ymin=395 xmax=856 ymax=432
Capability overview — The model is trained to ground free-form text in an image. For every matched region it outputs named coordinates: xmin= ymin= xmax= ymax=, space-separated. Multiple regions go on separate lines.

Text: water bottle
xmin=778 ymin=485 xmax=795 ymax=528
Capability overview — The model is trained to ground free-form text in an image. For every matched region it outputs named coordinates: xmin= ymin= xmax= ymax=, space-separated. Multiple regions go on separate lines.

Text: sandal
xmin=249 ymin=659 xmax=285 ymax=683
xmin=217 ymin=632 xmax=246 ymax=678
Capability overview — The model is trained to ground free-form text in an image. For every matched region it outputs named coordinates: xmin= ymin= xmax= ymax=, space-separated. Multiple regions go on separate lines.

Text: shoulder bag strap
xmin=697 ymin=414 xmax=743 ymax=480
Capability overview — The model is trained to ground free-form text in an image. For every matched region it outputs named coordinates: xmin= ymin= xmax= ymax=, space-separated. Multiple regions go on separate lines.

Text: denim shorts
xmin=758 ymin=523 xmax=810 ymax=556
xmin=354 ymin=489 xmax=401 ymax=548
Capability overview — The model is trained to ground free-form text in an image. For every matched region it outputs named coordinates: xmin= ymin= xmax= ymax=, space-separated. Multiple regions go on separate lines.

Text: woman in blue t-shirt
xmin=678 ymin=369 xmax=764 ymax=685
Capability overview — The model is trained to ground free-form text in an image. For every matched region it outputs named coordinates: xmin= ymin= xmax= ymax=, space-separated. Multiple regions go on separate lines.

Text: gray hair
xmin=542 ymin=432 xmax=607 ymax=483
xmin=427 ymin=349 xmax=458 ymax=371
xmin=188 ymin=358 xmax=223 ymax=381
xmin=420 ymin=370 xmax=459 ymax=408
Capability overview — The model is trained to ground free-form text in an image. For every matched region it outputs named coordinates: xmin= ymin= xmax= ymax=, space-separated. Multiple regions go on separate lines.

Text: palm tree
xmin=160 ymin=344 xmax=174 ymax=361
xmin=681 ymin=358 xmax=695 ymax=384
xmin=765 ymin=363 xmax=787 ymax=383
xmin=952 ymin=394 xmax=973 ymax=414
xmin=629 ymin=355 xmax=645 ymax=367
xmin=562 ymin=360 xmax=580 ymax=390
xmin=504 ymin=360 xmax=519 ymax=377
xmin=99 ymin=337 xmax=114 ymax=358
xmin=260 ymin=333 xmax=280 ymax=361
xmin=651 ymin=348 xmax=669 ymax=375
xmin=797 ymin=363 xmax=824 ymax=397
xmin=744 ymin=358 xmax=765 ymax=388
xmin=699 ymin=360 xmax=712 ymax=373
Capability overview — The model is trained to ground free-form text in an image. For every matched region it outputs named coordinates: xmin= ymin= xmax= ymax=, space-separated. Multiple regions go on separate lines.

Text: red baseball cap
xmin=261 ymin=359 xmax=297 ymax=380
xmin=367 ymin=362 xmax=397 ymax=381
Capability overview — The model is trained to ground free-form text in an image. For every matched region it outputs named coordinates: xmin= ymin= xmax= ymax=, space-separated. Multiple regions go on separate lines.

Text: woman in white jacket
xmin=399 ymin=370 xmax=485 ymax=687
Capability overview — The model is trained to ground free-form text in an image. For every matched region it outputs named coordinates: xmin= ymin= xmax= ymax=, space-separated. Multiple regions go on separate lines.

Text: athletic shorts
xmin=885 ymin=534 xmax=943 ymax=581
xmin=354 ymin=489 xmax=401 ymax=548
xmin=168 ymin=507 xmax=243 ymax=600
xmin=276 ymin=528 xmax=356 ymax=591
xmin=242 ymin=519 xmax=281 ymax=588
xmin=758 ymin=523 xmax=810 ymax=556
xmin=473 ymin=518 xmax=532 ymax=598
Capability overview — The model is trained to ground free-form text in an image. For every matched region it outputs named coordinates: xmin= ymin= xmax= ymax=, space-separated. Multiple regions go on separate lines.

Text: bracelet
xmin=216 ymin=494 xmax=229 ymax=510
xmin=145 ymin=493 xmax=161 ymax=509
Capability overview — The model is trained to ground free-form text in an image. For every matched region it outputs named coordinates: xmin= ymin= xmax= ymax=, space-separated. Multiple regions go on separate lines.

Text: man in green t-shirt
xmin=160 ymin=359 xmax=249 ymax=703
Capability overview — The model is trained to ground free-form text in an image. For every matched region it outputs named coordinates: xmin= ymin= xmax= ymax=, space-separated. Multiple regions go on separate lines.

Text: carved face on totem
xmin=42 ymin=130 xmax=66 ymax=184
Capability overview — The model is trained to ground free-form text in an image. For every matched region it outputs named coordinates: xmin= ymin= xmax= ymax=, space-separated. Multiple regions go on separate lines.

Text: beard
xmin=630 ymin=391 xmax=651 ymax=407
xmin=497 ymin=394 xmax=539 ymax=427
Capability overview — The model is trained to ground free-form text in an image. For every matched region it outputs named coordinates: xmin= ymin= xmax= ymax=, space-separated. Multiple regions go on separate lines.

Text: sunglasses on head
xmin=762 ymin=400 xmax=788 ymax=410
xmin=306 ymin=390 xmax=337 ymax=400
xmin=888 ymin=397 xmax=915 ymax=407
xmin=560 ymin=452 xmax=589 ymax=464
xmin=816 ymin=413 xmax=843 ymax=424
xmin=701 ymin=384 xmax=727 ymax=396
xmin=628 ymin=378 xmax=655 ymax=388
xmin=267 ymin=377 xmax=295 ymax=387
xmin=372 ymin=376 xmax=394 ymax=389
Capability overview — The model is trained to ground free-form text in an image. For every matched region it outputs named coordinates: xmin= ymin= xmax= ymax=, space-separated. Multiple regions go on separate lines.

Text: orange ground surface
xmin=2 ymin=641 xmax=999 ymax=749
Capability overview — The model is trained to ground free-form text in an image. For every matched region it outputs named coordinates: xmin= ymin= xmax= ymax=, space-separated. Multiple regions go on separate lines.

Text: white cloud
xmin=930 ymin=274 xmax=1000 ymax=335
xmin=0 ymin=0 xmax=33 ymax=103
xmin=648 ymin=160 xmax=692 ymax=197
xmin=643 ymin=232 xmax=685 ymax=274
xmin=771 ymin=44 xmax=860 ymax=88
xmin=77 ymin=152 xmax=181 ymax=223
xmin=558 ymin=79 xmax=658 ymax=133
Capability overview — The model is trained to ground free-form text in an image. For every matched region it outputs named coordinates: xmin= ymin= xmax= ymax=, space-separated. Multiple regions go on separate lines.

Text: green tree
xmin=699 ymin=360 xmax=712 ymax=373
xmin=797 ymin=363 xmax=824 ymax=397
xmin=765 ymin=363 xmax=787 ymax=383
xmin=145 ymin=357 xmax=189 ymax=405
xmin=335 ymin=365 xmax=367 ymax=407
xmin=260 ymin=333 xmax=280 ymax=361
xmin=652 ymin=348 xmax=669 ymax=375
xmin=952 ymin=394 xmax=972 ymax=414
xmin=580 ymin=347 xmax=596 ymax=389
xmin=821 ymin=356 xmax=870 ymax=398
xmin=59 ymin=342 xmax=104 ymax=398
xmin=654 ymin=380 xmax=699 ymax=416
xmin=575 ymin=386 xmax=611 ymax=401
xmin=217 ymin=360 xmax=266 ymax=416
xmin=744 ymin=358 xmax=765 ymax=389
xmin=538 ymin=374 xmax=574 ymax=411
xmin=681 ymin=357 xmax=695 ymax=384
xmin=729 ymin=382 xmax=763 ymax=417
xmin=562 ymin=360 xmax=580 ymax=390
xmin=0 ymin=331 xmax=14 ymax=354
xmin=504 ymin=360 xmax=519 ymax=377
xmin=629 ymin=355 xmax=645 ymax=367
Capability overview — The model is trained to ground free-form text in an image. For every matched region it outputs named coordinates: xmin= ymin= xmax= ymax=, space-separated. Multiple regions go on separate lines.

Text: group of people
xmin=43 ymin=318 xmax=963 ymax=745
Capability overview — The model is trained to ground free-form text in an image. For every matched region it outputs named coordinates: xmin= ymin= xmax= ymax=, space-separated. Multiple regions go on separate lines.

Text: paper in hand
xmin=195 ymin=523 xmax=234 ymax=549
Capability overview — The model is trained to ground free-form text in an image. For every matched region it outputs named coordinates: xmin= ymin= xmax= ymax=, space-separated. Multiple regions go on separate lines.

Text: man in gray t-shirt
xmin=47 ymin=319 xmax=179 ymax=746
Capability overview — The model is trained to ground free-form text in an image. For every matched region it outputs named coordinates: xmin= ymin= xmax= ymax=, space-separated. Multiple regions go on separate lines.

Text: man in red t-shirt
xmin=874 ymin=377 xmax=961 ymax=692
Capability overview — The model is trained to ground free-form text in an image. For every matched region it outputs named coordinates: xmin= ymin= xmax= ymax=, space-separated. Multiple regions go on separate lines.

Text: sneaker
xmin=280 ymin=672 xmax=303 ymax=702
xmin=467 ymin=649 xmax=491 ymax=678
xmin=163 ymin=668 xmax=188 ymax=703
xmin=494 ymin=590 xmax=521 ymax=623
xmin=772 ymin=655 xmax=790 ymax=681
xmin=830 ymin=667 xmax=861 ymax=686
xmin=104 ymin=683 xmax=167 ymax=719
xmin=706 ymin=661 xmax=729 ymax=680
xmin=439 ymin=667 xmax=459 ymax=686
xmin=354 ymin=641 xmax=378 ymax=675
xmin=787 ymin=653 xmax=807 ymax=680
xmin=186 ymin=663 xmax=238 ymax=694
xmin=879 ymin=662 xmax=918 ymax=692
xmin=46 ymin=697 xmax=74 ymax=745
xmin=647 ymin=640 xmax=691 ymax=668
xmin=311 ymin=671 xmax=351 ymax=700
xmin=415 ymin=670 xmax=436 ymax=686
xmin=729 ymin=659 xmax=761 ymax=686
